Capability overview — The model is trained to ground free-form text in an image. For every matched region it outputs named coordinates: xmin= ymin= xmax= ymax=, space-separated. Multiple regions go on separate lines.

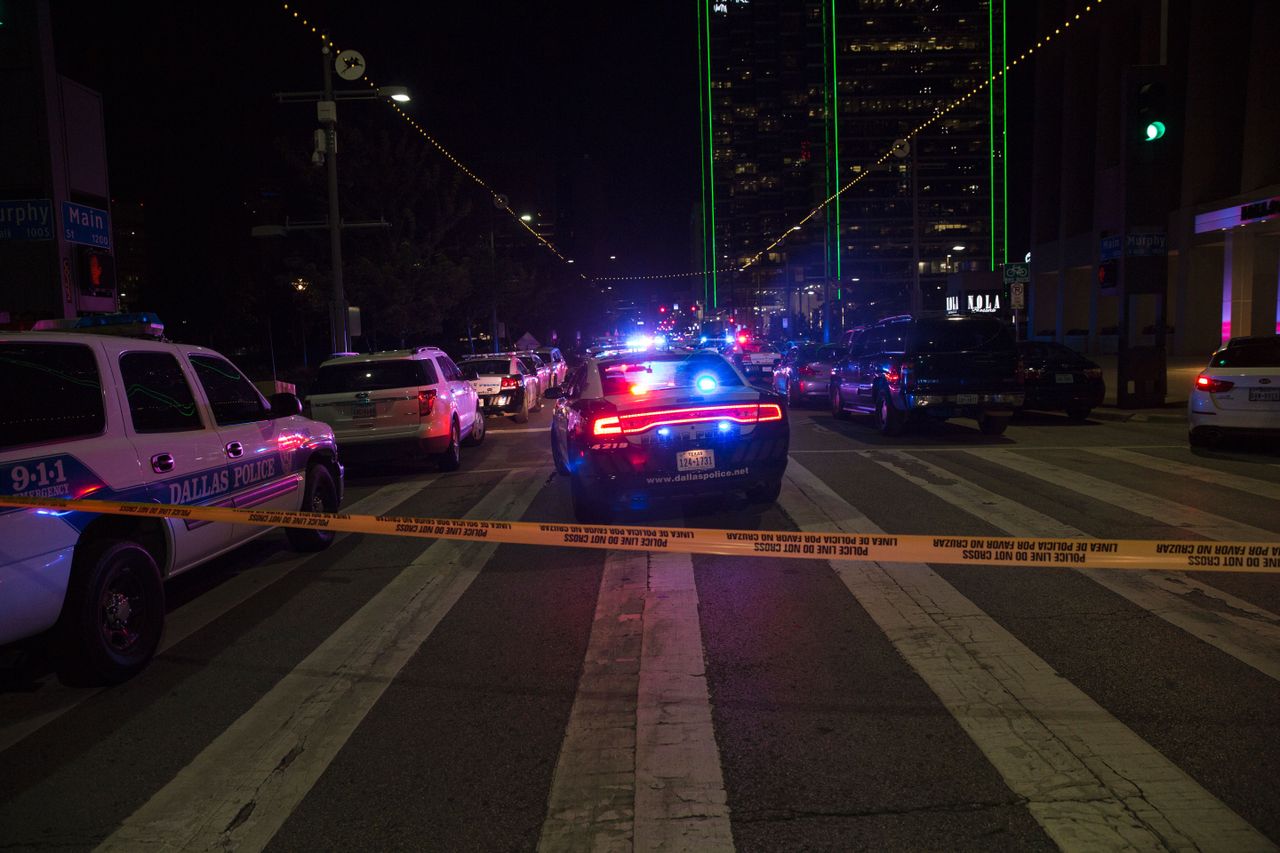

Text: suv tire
xmin=287 ymin=464 xmax=339 ymax=551
xmin=438 ymin=418 xmax=462 ymax=471
xmin=462 ymin=405 xmax=486 ymax=446
xmin=875 ymin=391 xmax=906 ymax=436
xmin=55 ymin=540 xmax=164 ymax=686
xmin=978 ymin=413 xmax=1010 ymax=436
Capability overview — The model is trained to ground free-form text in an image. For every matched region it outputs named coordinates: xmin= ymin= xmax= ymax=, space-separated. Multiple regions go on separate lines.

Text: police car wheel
xmin=56 ymin=540 xmax=164 ymax=686
xmin=570 ymin=474 xmax=611 ymax=524
xmin=551 ymin=431 xmax=571 ymax=475
xmin=514 ymin=394 xmax=530 ymax=424
xmin=438 ymin=418 xmax=462 ymax=471
xmin=286 ymin=465 xmax=338 ymax=552
xmin=746 ymin=477 xmax=783 ymax=504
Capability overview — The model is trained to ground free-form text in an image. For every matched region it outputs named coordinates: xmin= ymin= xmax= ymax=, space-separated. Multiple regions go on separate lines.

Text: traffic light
xmin=75 ymin=247 xmax=116 ymax=297
xmin=1134 ymin=79 xmax=1169 ymax=144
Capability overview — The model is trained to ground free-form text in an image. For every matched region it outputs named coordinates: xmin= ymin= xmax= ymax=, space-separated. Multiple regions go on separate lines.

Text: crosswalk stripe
xmin=97 ymin=469 xmax=547 ymax=853
xmin=969 ymin=448 xmax=1279 ymax=541
xmin=861 ymin=450 xmax=1280 ymax=683
xmin=0 ymin=475 xmax=441 ymax=757
xmin=780 ymin=460 xmax=1273 ymax=852
xmin=1086 ymin=447 xmax=1280 ymax=501
xmin=539 ymin=551 xmax=733 ymax=852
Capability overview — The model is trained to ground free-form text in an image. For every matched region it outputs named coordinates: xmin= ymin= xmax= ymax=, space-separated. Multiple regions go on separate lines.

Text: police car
xmin=0 ymin=314 xmax=343 ymax=683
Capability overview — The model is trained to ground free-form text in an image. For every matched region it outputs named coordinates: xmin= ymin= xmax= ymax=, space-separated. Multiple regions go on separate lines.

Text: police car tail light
xmin=418 ymin=389 xmax=437 ymax=417
xmin=592 ymin=415 xmax=623 ymax=436
xmin=500 ymin=376 xmax=520 ymax=389
xmin=612 ymin=403 xmax=782 ymax=435
xmin=1196 ymin=374 xmax=1234 ymax=393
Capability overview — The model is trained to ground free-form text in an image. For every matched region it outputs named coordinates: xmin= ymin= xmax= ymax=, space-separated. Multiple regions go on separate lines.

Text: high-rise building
xmin=697 ymin=0 xmax=1008 ymax=340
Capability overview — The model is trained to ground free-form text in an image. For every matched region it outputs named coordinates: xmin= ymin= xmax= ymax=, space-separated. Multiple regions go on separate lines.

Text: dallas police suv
xmin=0 ymin=314 xmax=343 ymax=684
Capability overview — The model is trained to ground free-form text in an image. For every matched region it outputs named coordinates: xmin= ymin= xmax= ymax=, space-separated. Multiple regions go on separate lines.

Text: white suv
xmin=306 ymin=347 xmax=483 ymax=469
xmin=0 ymin=315 xmax=343 ymax=684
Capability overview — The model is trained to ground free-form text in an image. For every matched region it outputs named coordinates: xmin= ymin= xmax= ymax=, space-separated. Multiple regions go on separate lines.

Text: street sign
xmin=61 ymin=201 xmax=111 ymax=249
xmin=0 ymin=199 xmax=54 ymax=240
xmin=1002 ymin=263 xmax=1030 ymax=284
xmin=1100 ymin=235 xmax=1122 ymax=261
xmin=1010 ymin=281 xmax=1025 ymax=309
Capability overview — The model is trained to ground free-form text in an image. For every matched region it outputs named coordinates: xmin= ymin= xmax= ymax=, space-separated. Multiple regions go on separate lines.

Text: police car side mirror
xmin=269 ymin=392 xmax=303 ymax=417
xmin=543 ymin=386 xmax=566 ymax=400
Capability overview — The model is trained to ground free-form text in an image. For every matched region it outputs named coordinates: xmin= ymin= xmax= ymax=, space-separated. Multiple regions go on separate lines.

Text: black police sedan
xmin=548 ymin=350 xmax=789 ymax=523
xmin=1015 ymin=341 xmax=1106 ymax=421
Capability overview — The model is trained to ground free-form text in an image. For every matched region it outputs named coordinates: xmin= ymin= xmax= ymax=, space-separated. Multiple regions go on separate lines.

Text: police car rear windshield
xmin=311 ymin=360 xmax=436 ymax=395
xmin=599 ymin=353 xmax=742 ymax=397
xmin=461 ymin=359 xmax=515 ymax=377
xmin=1212 ymin=338 xmax=1280 ymax=368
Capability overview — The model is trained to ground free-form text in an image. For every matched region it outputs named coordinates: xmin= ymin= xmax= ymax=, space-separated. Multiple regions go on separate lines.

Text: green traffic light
xmin=1145 ymin=121 xmax=1166 ymax=141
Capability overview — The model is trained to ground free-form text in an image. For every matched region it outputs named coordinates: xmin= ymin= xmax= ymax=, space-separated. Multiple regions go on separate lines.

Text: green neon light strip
xmin=703 ymin=0 xmax=717 ymax=309
xmin=1002 ymin=0 xmax=1008 ymax=265
xmin=696 ymin=0 xmax=709 ymax=307
xmin=830 ymin=0 xmax=840 ymax=283
xmin=988 ymin=0 xmax=996 ymax=271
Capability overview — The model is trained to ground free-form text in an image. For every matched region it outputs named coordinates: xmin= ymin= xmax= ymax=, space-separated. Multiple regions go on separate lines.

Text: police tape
xmin=3 ymin=494 xmax=1280 ymax=573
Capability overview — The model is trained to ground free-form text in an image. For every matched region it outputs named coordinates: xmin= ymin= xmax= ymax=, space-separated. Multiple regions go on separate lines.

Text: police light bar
xmin=32 ymin=312 xmax=165 ymax=339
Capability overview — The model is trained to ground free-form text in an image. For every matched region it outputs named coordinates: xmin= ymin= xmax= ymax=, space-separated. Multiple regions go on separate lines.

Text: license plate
xmin=677 ymin=449 xmax=715 ymax=472
xmin=763 ymin=366 xmax=773 ymax=372
xmin=353 ymin=403 xmax=376 ymax=419
xmin=1248 ymin=388 xmax=1280 ymax=402
xmin=956 ymin=394 xmax=979 ymax=405
xmin=1055 ymin=373 xmax=1074 ymax=384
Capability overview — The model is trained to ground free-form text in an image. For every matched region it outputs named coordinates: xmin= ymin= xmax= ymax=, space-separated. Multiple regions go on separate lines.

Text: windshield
xmin=1212 ymin=339 xmax=1280 ymax=368
xmin=311 ymin=361 xmax=432 ymax=395
xmin=798 ymin=344 xmax=843 ymax=362
xmin=598 ymin=353 xmax=743 ymax=396
xmin=461 ymin=360 xmax=513 ymax=377
xmin=907 ymin=318 xmax=1015 ymax=354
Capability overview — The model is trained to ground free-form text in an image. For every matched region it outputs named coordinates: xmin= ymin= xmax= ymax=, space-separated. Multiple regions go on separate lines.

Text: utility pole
xmin=321 ymin=46 xmax=348 ymax=355
xmin=911 ymin=151 xmax=922 ymax=315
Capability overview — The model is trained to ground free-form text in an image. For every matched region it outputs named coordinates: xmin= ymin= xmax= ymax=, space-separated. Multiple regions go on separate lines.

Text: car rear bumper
xmin=902 ymin=390 xmax=1023 ymax=417
xmin=576 ymin=432 xmax=789 ymax=502
xmin=479 ymin=391 xmax=526 ymax=414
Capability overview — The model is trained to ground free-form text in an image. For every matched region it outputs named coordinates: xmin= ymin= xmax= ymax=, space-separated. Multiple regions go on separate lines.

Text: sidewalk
xmin=1085 ymin=353 xmax=1207 ymax=424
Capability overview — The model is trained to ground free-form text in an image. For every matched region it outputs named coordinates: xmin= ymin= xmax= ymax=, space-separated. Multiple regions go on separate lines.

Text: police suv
xmin=0 ymin=314 xmax=343 ymax=683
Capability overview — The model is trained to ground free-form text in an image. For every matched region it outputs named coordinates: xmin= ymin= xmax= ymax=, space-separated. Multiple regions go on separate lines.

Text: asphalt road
xmin=2 ymin=400 xmax=1279 ymax=852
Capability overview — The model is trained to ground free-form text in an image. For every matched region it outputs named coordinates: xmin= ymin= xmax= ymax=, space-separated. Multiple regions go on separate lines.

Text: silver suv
xmin=0 ymin=315 xmax=343 ymax=683
xmin=307 ymin=347 xmax=483 ymax=469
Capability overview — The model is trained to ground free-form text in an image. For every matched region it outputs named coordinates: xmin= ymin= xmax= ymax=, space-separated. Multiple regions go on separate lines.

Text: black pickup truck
xmin=829 ymin=314 xmax=1024 ymax=435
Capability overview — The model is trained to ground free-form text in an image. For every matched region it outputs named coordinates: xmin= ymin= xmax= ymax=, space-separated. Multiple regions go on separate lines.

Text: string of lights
xmin=278 ymin=3 xmax=587 ymax=280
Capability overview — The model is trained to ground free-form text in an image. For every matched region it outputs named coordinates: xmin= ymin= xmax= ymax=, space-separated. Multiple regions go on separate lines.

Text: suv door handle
xmin=151 ymin=453 xmax=175 ymax=474
xmin=225 ymin=441 xmax=244 ymax=458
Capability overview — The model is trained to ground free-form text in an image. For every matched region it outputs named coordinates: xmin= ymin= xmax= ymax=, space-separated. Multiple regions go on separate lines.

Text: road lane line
xmin=634 ymin=551 xmax=732 ymax=852
xmin=97 ymin=469 xmax=547 ymax=853
xmin=862 ymin=450 xmax=1280 ymax=682
xmin=0 ymin=476 xmax=441 ymax=757
xmin=1086 ymin=447 xmax=1280 ymax=500
xmin=540 ymin=551 xmax=645 ymax=850
xmin=779 ymin=460 xmax=1272 ymax=852
xmin=969 ymin=449 xmax=1279 ymax=540
xmin=539 ymin=551 xmax=733 ymax=852
xmin=487 ymin=427 xmax=548 ymax=434
xmin=789 ymin=444 xmax=1184 ymax=454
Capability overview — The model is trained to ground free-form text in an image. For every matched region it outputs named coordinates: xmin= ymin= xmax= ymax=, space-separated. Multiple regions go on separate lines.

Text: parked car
xmin=733 ymin=339 xmax=783 ymax=383
xmin=773 ymin=343 xmax=845 ymax=406
xmin=516 ymin=351 xmax=552 ymax=403
xmin=0 ymin=314 xmax=342 ymax=683
xmin=1015 ymin=341 xmax=1105 ymax=420
xmin=549 ymin=350 xmax=788 ymax=523
xmin=306 ymin=347 xmax=483 ymax=470
xmin=536 ymin=346 xmax=569 ymax=388
xmin=1188 ymin=334 xmax=1280 ymax=446
xmin=460 ymin=354 xmax=540 ymax=423
xmin=830 ymin=314 xmax=1024 ymax=435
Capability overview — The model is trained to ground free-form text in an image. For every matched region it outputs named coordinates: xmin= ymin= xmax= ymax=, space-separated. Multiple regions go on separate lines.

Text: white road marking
xmin=1086 ymin=446 xmax=1280 ymax=501
xmin=97 ymin=469 xmax=547 ymax=853
xmin=488 ymin=427 xmax=549 ymax=434
xmin=539 ymin=551 xmax=732 ymax=853
xmin=0 ymin=476 xmax=440 ymax=757
xmin=789 ymin=444 xmax=1185 ymax=454
xmin=780 ymin=460 xmax=1273 ymax=852
xmin=861 ymin=450 xmax=1280 ymax=683
xmin=969 ymin=448 xmax=1279 ymax=540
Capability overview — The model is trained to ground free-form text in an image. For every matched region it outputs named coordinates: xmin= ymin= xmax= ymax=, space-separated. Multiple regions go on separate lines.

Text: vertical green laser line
xmin=988 ymin=0 xmax=996 ymax=271
xmin=830 ymin=0 xmax=841 ymax=284
xmin=696 ymin=0 xmax=709 ymax=308
xmin=703 ymin=0 xmax=717 ymax=309
xmin=1002 ymin=0 xmax=1008 ymax=265
xmin=822 ymin=1 xmax=831 ymax=286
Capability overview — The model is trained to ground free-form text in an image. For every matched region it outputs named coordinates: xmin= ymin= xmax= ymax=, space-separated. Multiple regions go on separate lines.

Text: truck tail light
xmin=1195 ymin=374 xmax=1234 ymax=393
xmin=501 ymin=376 xmax=520 ymax=389
xmin=418 ymin=389 xmax=437 ymax=417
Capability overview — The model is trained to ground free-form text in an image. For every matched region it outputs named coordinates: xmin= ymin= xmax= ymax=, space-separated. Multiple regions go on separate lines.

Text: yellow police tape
xmin=2 ymin=494 xmax=1279 ymax=573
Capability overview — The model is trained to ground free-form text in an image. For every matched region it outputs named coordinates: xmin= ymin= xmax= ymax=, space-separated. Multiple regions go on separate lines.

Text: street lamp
xmin=274 ymin=48 xmax=411 ymax=355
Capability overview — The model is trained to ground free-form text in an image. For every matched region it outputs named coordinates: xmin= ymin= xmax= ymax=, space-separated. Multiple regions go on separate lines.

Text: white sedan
xmin=1188 ymin=335 xmax=1280 ymax=446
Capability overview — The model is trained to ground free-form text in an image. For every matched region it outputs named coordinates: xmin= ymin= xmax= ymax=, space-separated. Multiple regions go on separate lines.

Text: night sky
xmin=49 ymin=2 xmax=700 ymax=312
